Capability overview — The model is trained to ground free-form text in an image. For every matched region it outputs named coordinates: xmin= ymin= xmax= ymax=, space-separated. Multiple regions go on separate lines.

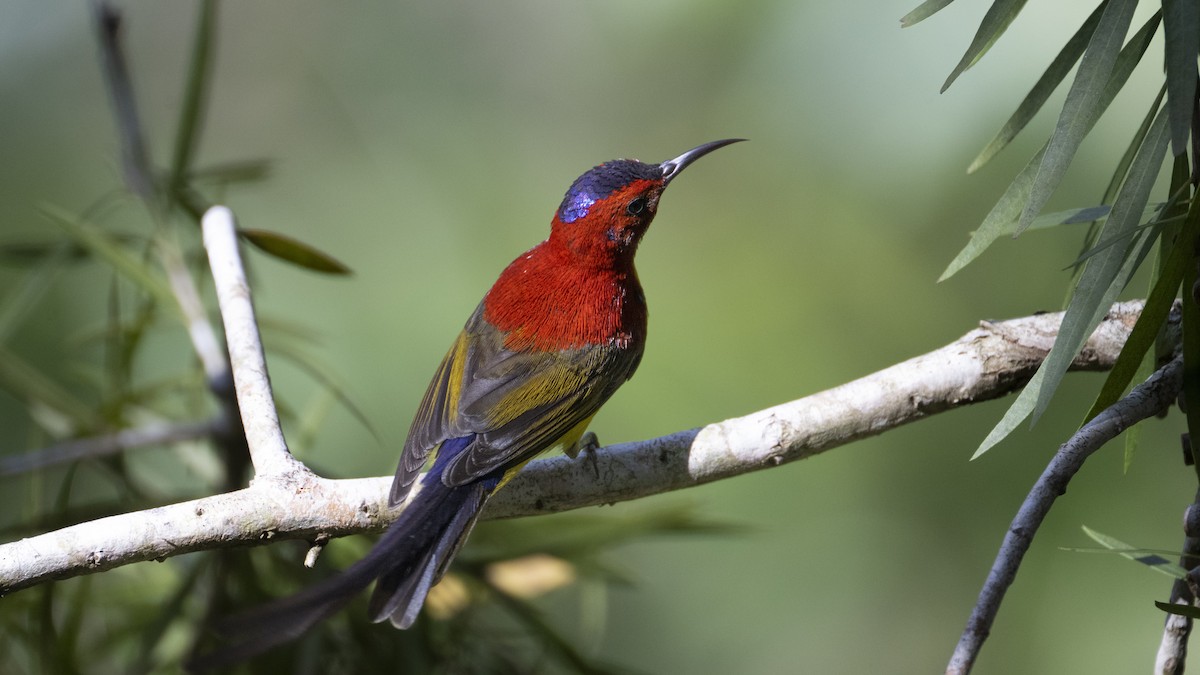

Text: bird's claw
xmin=569 ymin=431 xmax=601 ymax=479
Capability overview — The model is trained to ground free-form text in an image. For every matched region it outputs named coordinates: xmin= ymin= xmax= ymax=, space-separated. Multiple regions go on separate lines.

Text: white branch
xmin=0 ymin=297 xmax=1152 ymax=595
xmin=202 ymin=206 xmax=308 ymax=480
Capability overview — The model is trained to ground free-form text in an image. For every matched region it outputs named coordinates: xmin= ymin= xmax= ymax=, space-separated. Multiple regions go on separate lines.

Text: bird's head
xmin=549 ymin=139 xmax=744 ymax=266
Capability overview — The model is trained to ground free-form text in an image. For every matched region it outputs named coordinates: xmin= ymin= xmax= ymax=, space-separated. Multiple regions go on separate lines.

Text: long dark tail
xmin=187 ymin=478 xmax=489 ymax=671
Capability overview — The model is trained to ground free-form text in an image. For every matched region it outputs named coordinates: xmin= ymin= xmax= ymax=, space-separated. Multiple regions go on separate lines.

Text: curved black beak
xmin=659 ymin=138 xmax=746 ymax=186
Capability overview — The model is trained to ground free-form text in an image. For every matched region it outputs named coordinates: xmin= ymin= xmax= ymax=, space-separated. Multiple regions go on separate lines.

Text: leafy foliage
xmin=929 ymin=0 xmax=1196 ymax=459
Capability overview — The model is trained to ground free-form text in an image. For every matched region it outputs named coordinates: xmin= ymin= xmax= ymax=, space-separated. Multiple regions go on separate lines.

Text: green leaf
xmin=974 ymin=107 xmax=1171 ymax=457
xmin=1066 ymin=206 xmax=1167 ymax=268
xmin=1157 ymin=601 xmax=1200 ymax=620
xmin=1162 ymin=0 xmax=1200 ymax=155
xmin=942 ymin=11 xmax=1160 ymax=281
xmin=0 ymin=242 xmax=71 ymax=345
xmin=0 ymin=344 xmax=99 ymax=432
xmin=1029 ymin=108 xmax=1171 ymax=420
xmin=1183 ymin=222 xmax=1200 ymax=484
xmin=900 ymin=0 xmax=956 ymax=28
xmin=1078 ymin=526 xmax=1188 ymax=579
xmin=167 ymin=0 xmax=217 ymax=199
xmin=260 ymin=337 xmax=378 ymax=443
xmin=941 ymin=0 xmax=1029 ymax=93
xmin=39 ymin=205 xmax=181 ymax=316
xmin=1084 ymin=193 xmax=1200 ymax=422
xmin=239 ymin=228 xmax=352 ymax=275
xmin=1015 ymin=0 xmax=1139 ymax=235
xmin=188 ymin=159 xmax=273 ymax=186
xmin=940 ymin=205 xmax=1108 ymax=282
xmin=968 ymin=2 xmax=1107 ymax=173
xmin=1068 ymin=84 xmax=1169 ymax=286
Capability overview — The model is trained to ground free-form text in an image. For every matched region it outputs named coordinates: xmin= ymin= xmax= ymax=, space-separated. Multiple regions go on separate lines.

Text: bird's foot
xmin=567 ymin=431 xmax=601 ymax=479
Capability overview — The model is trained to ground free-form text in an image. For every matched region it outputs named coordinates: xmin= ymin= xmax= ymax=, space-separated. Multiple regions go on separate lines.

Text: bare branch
xmin=159 ymin=240 xmax=226 ymax=384
xmin=0 ymin=418 xmax=219 ymax=477
xmin=0 ymin=299 xmax=1154 ymax=595
xmin=202 ymin=206 xmax=308 ymax=480
xmin=1155 ymin=487 xmax=1200 ymax=674
xmin=91 ymin=0 xmax=154 ymax=201
xmin=946 ymin=353 xmax=1185 ymax=675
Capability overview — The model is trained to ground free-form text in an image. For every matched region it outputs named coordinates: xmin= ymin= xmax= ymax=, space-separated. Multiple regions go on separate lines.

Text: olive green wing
xmin=389 ymin=304 xmax=642 ymax=506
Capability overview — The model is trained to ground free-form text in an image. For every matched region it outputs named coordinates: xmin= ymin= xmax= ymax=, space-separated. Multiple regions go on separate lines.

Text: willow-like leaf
xmin=1075 ymin=526 xmax=1188 ymax=579
xmin=0 ymin=242 xmax=71 ymax=344
xmin=1015 ymin=0 xmax=1139 ymax=235
xmin=968 ymin=2 xmax=1107 ymax=173
xmin=39 ymin=205 xmax=180 ymax=316
xmin=1084 ymin=186 xmax=1200 ymax=422
xmin=1162 ymin=0 xmax=1200 ymax=155
xmin=1182 ymin=217 xmax=1200 ymax=484
xmin=188 ymin=159 xmax=273 ymax=186
xmin=973 ymin=108 xmax=1170 ymax=456
xmin=240 ymin=228 xmax=352 ymax=275
xmin=260 ymin=338 xmax=378 ymax=444
xmin=0 ymin=344 xmax=98 ymax=432
xmin=167 ymin=0 xmax=217 ymax=199
xmin=941 ymin=0 xmax=1029 ymax=93
xmin=1028 ymin=108 xmax=1171 ymax=423
xmin=900 ymin=0 xmax=957 ymax=28
xmin=1158 ymin=601 xmax=1200 ymax=620
xmin=942 ymin=11 xmax=1160 ymax=281
xmin=1082 ymin=227 xmax=1187 ymax=422
xmin=1068 ymin=83 xmax=1169 ymax=288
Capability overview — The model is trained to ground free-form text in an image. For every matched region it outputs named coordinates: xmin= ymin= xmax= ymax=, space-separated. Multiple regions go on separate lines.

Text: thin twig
xmin=91 ymin=0 xmax=155 ymax=201
xmin=0 ymin=298 xmax=1156 ymax=594
xmin=159 ymin=241 xmax=226 ymax=383
xmin=1155 ymin=487 xmax=1200 ymax=675
xmin=946 ymin=353 xmax=1185 ymax=675
xmin=0 ymin=418 xmax=220 ymax=477
xmin=202 ymin=206 xmax=308 ymax=480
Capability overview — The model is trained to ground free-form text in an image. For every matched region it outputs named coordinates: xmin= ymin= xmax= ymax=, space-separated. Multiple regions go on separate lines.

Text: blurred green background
xmin=0 ymin=1 xmax=1191 ymax=673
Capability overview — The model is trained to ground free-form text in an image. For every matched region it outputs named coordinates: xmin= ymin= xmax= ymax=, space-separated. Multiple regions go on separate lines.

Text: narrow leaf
xmin=968 ymin=1 xmax=1107 ymax=173
xmin=188 ymin=159 xmax=273 ymax=186
xmin=1015 ymin=0 xmax=1139 ymax=235
xmin=940 ymin=205 xmax=1108 ymax=282
xmin=39 ymin=205 xmax=181 ymax=316
xmin=1084 ymin=193 xmax=1200 ymax=421
xmin=239 ymin=229 xmax=352 ymax=275
xmin=261 ymin=338 xmax=378 ymax=442
xmin=1182 ymin=213 xmax=1200 ymax=484
xmin=167 ymin=0 xmax=217 ymax=197
xmin=1162 ymin=0 xmax=1200 ymax=155
xmin=942 ymin=146 xmax=1044 ymax=281
xmin=900 ymin=0 xmax=957 ymax=28
xmin=0 ymin=344 xmax=99 ymax=431
xmin=0 ymin=242 xmax=71 ymax=344
xmin=1028 ymin=108 xmax=1171 ymax=423
xmin=1079 ymin=525 xmax=1188 ymax=579
xmin=973 ymin=107 xmax=1170 ymax=456
xmin=1157 ymin=601 xmax=1200 ymax=620
xmin=942 ymin=11 xmax=1161 ymax=281
xmin=941 ymin=0 xmax=1029 ymax=93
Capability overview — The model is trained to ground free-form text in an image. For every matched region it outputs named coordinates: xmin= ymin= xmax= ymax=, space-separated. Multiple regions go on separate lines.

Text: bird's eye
xmin=626 ymin=197 xmax=647 ymax=216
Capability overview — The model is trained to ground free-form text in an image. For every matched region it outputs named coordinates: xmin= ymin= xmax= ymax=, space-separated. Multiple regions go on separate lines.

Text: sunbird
xmin=195 ymin=138 xmax=743 ymax=666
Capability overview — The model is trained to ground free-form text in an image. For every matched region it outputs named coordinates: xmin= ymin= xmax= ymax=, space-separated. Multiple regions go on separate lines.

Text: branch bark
xmin=945 ymin=352 xmax=1185 ymax=675
xmin=202 ymin=206 xmax=308 ymax=480
xmin=0 ymin=258 xmax=1153 ymax=594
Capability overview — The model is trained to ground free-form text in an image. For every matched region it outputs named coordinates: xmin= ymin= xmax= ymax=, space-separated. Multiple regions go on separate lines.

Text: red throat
xmin=482 ymin=238 xmax=648 ymax=352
